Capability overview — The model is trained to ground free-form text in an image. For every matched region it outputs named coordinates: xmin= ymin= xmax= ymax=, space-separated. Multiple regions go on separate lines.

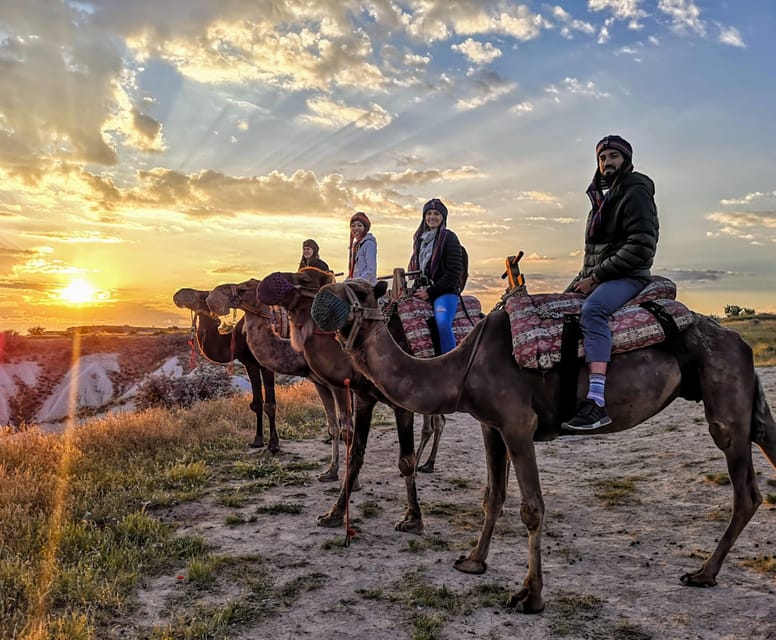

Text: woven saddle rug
xmin=396 ymin=295 xmax=483 ymax=358
xmin=505 ymin=276 xmax=695 ymax=369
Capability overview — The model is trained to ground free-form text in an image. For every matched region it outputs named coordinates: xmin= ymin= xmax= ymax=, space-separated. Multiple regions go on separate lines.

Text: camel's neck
xmin=195 ymin=313 xmax=234 ymax=364
xmin=353 ymin=322 xmax=470 ymax=414
xmin=243 ymin=312 xmax=308 ymax=377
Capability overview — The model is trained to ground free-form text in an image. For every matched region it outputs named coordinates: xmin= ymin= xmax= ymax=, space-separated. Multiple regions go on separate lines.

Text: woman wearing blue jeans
xmin=408 ymin=198 xmax=463 ymax=354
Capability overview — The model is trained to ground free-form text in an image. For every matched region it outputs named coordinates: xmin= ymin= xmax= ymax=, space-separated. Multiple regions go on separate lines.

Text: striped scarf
xmin=585 ymin=164 xmax=633 ymax=238
xmin=409 ymin=223 xmax=448 ymax=280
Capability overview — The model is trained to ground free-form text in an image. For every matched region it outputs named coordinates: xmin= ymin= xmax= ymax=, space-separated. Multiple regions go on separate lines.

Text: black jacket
xmin=423 ymin=230 xmax=463 ymax=300
xmin=567 ymin=171 xmax=659 ymax=290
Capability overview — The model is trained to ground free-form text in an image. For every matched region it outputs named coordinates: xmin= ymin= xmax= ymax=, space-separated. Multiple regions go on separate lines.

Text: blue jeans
xmin=581 ymin=278 xmax=646 ymax=363
xmin=434 ymin=293 xmax=459 ymax=354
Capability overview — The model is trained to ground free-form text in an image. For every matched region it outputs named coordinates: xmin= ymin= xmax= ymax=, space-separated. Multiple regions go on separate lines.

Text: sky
xmin=0 ymin=0 xmax=774 ymax=333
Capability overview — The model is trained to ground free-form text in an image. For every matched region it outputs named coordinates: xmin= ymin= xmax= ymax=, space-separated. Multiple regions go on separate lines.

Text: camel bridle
xmin=338 ymin=283 xmax=386 ymax=351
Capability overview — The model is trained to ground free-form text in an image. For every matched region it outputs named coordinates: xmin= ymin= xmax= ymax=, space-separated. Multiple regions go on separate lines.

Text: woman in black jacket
xmin=408 ymin=198 xmax=463 ymax=353
xmin=298 ymin=239 xmax=330 ymax=272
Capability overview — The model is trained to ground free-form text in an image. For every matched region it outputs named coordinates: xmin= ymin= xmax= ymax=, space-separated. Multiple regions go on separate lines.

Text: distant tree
xmin=743 ymin=307 xmax=756 ymax=316
xmin=724 ymin=305 xmax=743 ymax=318
xmin=27 ymin=326 xmax=45 ymax=336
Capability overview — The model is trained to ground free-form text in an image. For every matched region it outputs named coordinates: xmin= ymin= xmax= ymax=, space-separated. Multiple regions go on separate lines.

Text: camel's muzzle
xmin=257 ymin=273 xmax=295 ymax=306
xmin=311 ymin=289 xmax=351 ymax=331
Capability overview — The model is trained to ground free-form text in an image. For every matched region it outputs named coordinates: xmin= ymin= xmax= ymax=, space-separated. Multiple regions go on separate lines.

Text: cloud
xmin=453 ymin=69 xmax=517 ymax=111
xmin=515 ymin=191 xmax=565 ymax=208
xmin=20 ymin=231 xmax=123 ymax=244
xmin=657 ymin=0 xmax=705 ymax=37
xmin=720 ymin=191 xmax=776 ymax=206
xmin=545 ymin=77 xmax=611 ymax=100
xmin=717 ymin=24 xmax=745 ymax=48
xmin=656 ymin=268 xmax=732 ymax=282
xmin=588 ymin=0 xmax=648 ymax=28
xmin=552 ymin=6 xmax=596 ymax=38
xmin=706 ymin=210 xmax=776 ymax=244
xmin=299 ymin=98 xmax=394 ymax=130
xmin=451 ymin=38 xmax=502 ymax=65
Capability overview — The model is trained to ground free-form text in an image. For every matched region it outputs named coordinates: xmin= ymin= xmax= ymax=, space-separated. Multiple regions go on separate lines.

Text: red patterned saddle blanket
xmin=396 ymin=295 xmax=483 ymax=358
xmin=505 ymin=276 xmax=695 ymax=369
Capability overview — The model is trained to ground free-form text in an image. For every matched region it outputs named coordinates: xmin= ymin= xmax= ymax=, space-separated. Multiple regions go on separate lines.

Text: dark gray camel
xmin=173 ymin=287 xmax=278 ymax=451
xmin=312 ymin=278 xmax=776 ymax=614
xmin=230 ymin=270 xmax=433 ymax=534
xmin=204 ymin=282 xmax=354 ymax=483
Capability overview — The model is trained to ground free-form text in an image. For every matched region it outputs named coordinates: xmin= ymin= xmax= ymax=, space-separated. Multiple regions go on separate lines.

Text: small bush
xmin=135 ymin=363 xmax=236 ymax=410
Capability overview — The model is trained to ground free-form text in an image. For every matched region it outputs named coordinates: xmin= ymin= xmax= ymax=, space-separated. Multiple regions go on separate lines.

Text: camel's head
xmin=258 ymin=269 xmax=339 ymax=352
xmin=206 ymin=279 xmax=262 ymax=316
xmin=312 ymin=279 xmax=388 ymax=333
xmin=257 ymin=269 xmax=335 ymax=310
xmin=173 ymin=288 xmax=210 ymax=313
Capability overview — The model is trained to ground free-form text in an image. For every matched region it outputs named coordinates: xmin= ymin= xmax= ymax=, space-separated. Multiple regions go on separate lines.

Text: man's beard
xmin=601 ymin=167 xmax=618 ymax=186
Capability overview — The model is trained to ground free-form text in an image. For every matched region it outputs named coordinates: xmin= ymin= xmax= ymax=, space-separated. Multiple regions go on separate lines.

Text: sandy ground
xmin=129 ymin=368 xmax=776 ymax=640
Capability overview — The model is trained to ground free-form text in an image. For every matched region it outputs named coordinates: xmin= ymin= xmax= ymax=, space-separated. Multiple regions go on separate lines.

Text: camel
xmin=173 ymin=287 xmax=278 ymax=451
xmin=311 ymin=278 xmax=776 ymax=614
xmin=236 ymin=269 xmax=445 ymax=534
xmin=174 ymin=287 xmax=349 ymax=482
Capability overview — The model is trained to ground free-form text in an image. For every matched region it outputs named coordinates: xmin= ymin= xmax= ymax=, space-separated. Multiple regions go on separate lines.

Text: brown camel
xmin=311 ymin=278 xmax=776 ymax=614
xmin=244 ymin=269 xmax=437 ymax=534
xmin=204 ymin=281 xmax=353 ymax=483
xmin=173 ymin=287 xmax=278 ymax=451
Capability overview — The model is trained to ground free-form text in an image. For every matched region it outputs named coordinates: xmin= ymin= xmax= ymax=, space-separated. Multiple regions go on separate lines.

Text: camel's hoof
xmin=249 ymin=440 xmax=264 ymax=449
xmin=394 ymin=518 xmax=424 ymax=535
xmin=317 ymin=468 xmax=339 ymax=482
xmin=453 ymin=554 xmax=487 ymax=574
xmin=350 ymin=477 xmax=361 ymax=492
xmin=507 ymin=588 xmax=545 ymax=614
xmin=267 ymin=443 xmax=280 ymax=455
xmin=317 ymin=511 xmax=344 ymax=528
xmin=680 ymin=572 xmax=717 ymax=588
xmin=417 ymin=461 xmax=435 ymax=474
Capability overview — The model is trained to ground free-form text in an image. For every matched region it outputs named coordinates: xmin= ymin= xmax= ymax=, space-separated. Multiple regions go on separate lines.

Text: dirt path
xmin=131 ymin=368 xmax=776 ymax=639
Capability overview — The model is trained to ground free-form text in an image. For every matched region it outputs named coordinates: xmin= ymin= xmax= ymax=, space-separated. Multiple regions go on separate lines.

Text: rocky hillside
xmin=0 ymin=330 xmax=203 ymax=428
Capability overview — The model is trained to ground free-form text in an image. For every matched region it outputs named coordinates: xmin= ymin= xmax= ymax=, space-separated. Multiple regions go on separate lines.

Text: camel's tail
xmin=752 ymin=372 xmax=776 ymax=469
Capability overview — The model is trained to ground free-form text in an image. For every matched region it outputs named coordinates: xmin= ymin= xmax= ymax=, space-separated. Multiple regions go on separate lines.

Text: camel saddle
xmin=395 ymin=295 xmax=483 ymax=358
xmin=270 ymin=306 xmax=290 ymax=340
xmin=506 ymin=276 xmax=695 ymax=369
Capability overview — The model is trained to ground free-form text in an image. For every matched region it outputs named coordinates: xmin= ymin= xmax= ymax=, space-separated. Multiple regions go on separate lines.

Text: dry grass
xmin=0 ymin=381 xmax=326 ymax=640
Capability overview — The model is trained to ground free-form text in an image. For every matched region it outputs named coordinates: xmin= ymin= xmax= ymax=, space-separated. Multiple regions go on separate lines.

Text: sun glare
xmin=59 ymin=279 xmax=100 ymax=304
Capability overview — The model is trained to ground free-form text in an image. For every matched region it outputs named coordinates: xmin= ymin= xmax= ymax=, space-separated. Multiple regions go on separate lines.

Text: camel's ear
xmin=374 ymin=280 xmax=388 ymax=298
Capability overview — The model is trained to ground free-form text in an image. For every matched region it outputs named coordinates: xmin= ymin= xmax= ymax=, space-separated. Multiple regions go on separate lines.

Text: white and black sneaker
xmin=562 ymin=400 xmax=612 ymax=431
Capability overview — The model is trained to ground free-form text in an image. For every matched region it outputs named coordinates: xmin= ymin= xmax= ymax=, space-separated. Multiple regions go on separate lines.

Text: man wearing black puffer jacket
xmin=562 ymin=135 xmax=659 ymax=431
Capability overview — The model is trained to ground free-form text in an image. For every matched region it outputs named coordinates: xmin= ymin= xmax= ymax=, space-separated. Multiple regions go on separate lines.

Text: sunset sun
xmin=59 ymin=279 xmax=100 ymax=304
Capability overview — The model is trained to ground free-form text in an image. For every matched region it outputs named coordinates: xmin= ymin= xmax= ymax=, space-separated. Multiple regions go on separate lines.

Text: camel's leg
xmin=682 ymin=349 xmax=762 ymax=587
xmin=504 ymin=431 xmax=545 ymax=614
xmin=312 ymin=383 xmax=340 ymax=483
xmin=333 ymin=388 xmax=360 ymax=492
xmin=243 ymin=359 xmax=266 ymax=449
xmin=457 ymin=417 xmax=546 ymax=614
xmin=260 ymin=366 xmax=279 ymax=454
xmin=317 ymin=390 xmax=374 ymax=527
xmin=395 ymin=408 xmax=423 ymax=534
xmin=455 ymin=423 xmax=509 ymax=574
xmin=418 ymin=414 xmax=446 ymax=474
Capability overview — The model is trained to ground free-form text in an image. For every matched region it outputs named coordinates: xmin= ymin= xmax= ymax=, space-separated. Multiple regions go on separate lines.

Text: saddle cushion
xmin=506 ymin=276 xmax=695 ymax=369
xmin=397 ymin=295 xmax=482 ymax=358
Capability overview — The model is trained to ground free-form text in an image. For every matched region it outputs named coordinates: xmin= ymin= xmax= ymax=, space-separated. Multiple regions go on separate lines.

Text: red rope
xmin=188 ymin=311 xmax=198 ymax=371
xmin=343 ymin=377 xmax=357 ymax=547
xmin=228 ymin=326 xmax=236 ymax=376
